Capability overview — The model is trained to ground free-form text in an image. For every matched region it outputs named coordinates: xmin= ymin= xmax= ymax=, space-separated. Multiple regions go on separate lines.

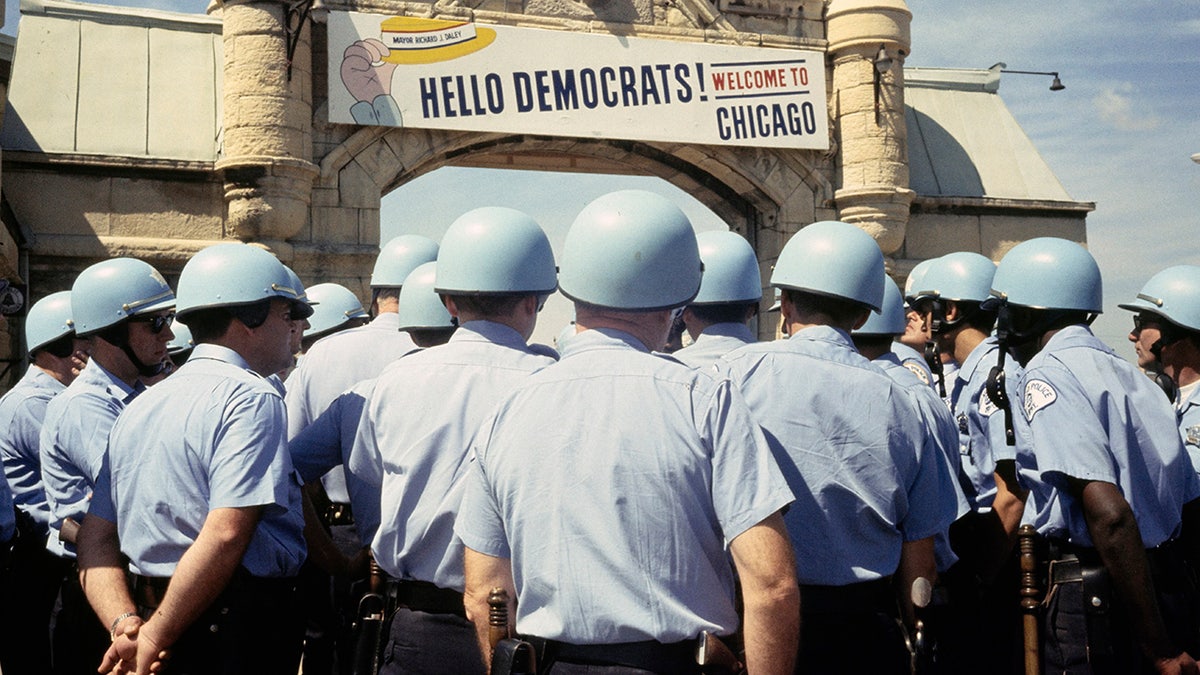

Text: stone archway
xmin=294 ymin=124 xmax=837 ymax=338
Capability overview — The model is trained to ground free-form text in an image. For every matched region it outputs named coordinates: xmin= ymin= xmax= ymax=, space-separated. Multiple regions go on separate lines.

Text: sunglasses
xmin=130 ymin=312 xmax=175 ymax=334
xmin=1132 ymin=313 xmax=1161 ymax=333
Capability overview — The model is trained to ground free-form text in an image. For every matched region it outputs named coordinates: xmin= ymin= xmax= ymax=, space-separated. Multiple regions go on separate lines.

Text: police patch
xmin=978 ymin=387 xmax=1000 ymax=417
xmin=1023 ymin=379 xmax=1058 ymax=422
xmin=904 ymin=361 xmax=931 ymax=385
xmin=1187 ymin=425 xmax=1200 ymax=447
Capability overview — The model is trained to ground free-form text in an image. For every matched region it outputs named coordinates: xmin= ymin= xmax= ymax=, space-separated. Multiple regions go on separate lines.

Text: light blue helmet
xmin=71 ymin=258 xmax=176 ymax=336
xmin=990 ymin=238 xmax=1102 ymax=313
xmin=854 ymin=277 xmax=907 ymax=336
xmin=918 ymin=252 xmax=997 ymax=303
xmin=25 ymin=291 xmax=74 ymax=354
xmin=904 ymin=258 xmax=937 ymax=304
xmin=692 ymin=230 xmax=762 ymax=305
xmin=166 ymin=322 xmax=194 ymax=355
xmin=371 ymin=235 xmax=440 ymax=288
xmin=398 ymin=262 xmax=455 ymax=330
xmin=771 ymin=221 xmax=885 ymax=311
xmin=559 ymin=190 xmax=702 ymax=310
xmin=304 ymin=283 xmax=369 ymax=337
xmin=283 ymin=266 xmax=311 ymax=305
xmin=175 ymin=243 xmax=314 ymax=321
xmin=434 ymin=207 xmax=557 ymax=295
xmin=1118 ymin=265 xmax=1200 ymax=332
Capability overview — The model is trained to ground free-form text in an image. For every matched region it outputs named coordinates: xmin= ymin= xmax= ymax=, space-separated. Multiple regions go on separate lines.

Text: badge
xmin=904 ymin=361 xmax=930 ymax=385
xmin=1023 ymin=379 xmax=1058 ymax=422
xmin=1187 ymin=425 xmax=1200 ymax=447
xmin=956 ymin=411 xmax=969 ymax=435
xmin=978 ymin=387 xmax=999 ymax=417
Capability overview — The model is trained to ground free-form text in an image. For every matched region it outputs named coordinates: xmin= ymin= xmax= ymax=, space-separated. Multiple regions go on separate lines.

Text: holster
xmin=491 ymin=637 xmax=538 ymax=675
xmin=696 ymin=631 xmax=745 ymax=675
xmin=350 ymin=592 xmax=387 ymax=675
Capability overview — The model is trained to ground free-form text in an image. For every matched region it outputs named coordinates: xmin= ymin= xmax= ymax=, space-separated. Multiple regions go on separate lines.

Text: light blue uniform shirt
xmin=40 ymin=359 xmax=140 ymax=558
xmin=673 ymin=322 xmax=755 ymax=370
xmin=91 ymin=344 xmax=306 ymax=578
xmin=719 ymin=325 xmax=953 ymax=585
xmin=289 ymin=377 xmax=382 ymax=549
xmin=0 ymin=367 xmax=66 ymax=535
xmin=286 ymin=313 xmax=417 ymax=502
xmin=1176 ymin=382 xmax=1200 ymax=475
xmin=874 ymin=352 xmax=970 ymax=573
xmin=457 ymin=328 xmax=793 ymax=644
xmin=354 ymin=322 xmax=556 ymax=591
xmin=892 ymin=342 xmax=934 ymax=388
xmin=1016 ymin=325 xmax=1200 ymax=548
xmin=950 ymin=336 xmax=1026 ymax=510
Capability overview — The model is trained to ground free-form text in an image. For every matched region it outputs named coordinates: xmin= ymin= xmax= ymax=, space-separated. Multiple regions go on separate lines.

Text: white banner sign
xmin=328 ymin=12 xmax=829 ymax=150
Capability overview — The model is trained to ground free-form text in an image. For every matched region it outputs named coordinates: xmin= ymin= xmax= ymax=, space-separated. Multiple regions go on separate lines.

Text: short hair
xmin=782 ymin=288 xmax=867 ymax=327
xmin=372 ymin=287 xmax=401 ymax=304
xmin=952 ymin=301 xmax=998 ymax=334
xmin=688 ymin=302 xmax=757 ymax=325
xmin=35 ymin=334 xmax=76 ymax=359
xmin=183 ymin=299 xmax=272 ymax=342
xmin=449 ymin=294 xmax=526 ymax=320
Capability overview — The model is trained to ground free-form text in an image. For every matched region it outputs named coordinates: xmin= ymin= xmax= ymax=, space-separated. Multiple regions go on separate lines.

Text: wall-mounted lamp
xmin=991 ymin=62 xmax=1065 ymax=91
xmin=873 ymin=45 xmax=894 ymax=125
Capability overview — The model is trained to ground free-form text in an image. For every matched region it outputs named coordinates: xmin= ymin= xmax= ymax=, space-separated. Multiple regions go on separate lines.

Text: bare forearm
xmin=730 ymin=514 xmax=800 ymax=675
xmin=462 ymin=547 xmax=516 ymax=670
xmin=741 ymin=582 xmax=800 ymax=675
xmin=77 ymin=514 xmax=138 ymax=629
xmin=140 ymin=507 xmax=260 ymax=649
xmin=1083 ymin=482 xmax=1177 ymax=661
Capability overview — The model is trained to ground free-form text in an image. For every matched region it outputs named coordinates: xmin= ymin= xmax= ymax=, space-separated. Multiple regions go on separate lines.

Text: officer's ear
xmin=944 ymin=301 xmax=961 ymax=323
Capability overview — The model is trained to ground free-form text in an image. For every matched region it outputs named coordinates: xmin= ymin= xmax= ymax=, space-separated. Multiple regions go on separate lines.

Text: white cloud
xmin=1093 ymin=84 xmax=1161 ymax=131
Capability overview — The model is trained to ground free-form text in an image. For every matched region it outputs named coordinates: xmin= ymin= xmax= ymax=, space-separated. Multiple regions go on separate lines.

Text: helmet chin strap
xmin=1149 ymin=324 xmax=1183 ymax=404
xmin=102 ymin=323 xmax=168 ymax=379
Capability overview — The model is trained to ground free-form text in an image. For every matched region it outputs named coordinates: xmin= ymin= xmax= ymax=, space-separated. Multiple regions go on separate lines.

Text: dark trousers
xmin=53 ymin=562 xmax=112 ymax=675
xmin=379 ymin=607 xmax=485 ymax=675
xmin=157 ymin=572 xmax=305 ymax=675
xmin=0 ymin=531 xmax=68 ymax=673
xmin=796 ymin=579 xmax=910 ymax=675
xmin=925 ymin=558 xmax=1023 ymax=675
xmin=1041 ymin=546 xmax=1200 ymax=675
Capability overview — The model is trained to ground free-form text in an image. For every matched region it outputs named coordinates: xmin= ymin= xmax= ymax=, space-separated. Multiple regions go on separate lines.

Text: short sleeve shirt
xmin=456 ymin=328 xmax=792 ymax=644
xmin=0 ymin=367 xmax=66 ymax=533
xmin=1016 ymin=325 xmax=1200 ymax=547
xmin=672 ymin=323 xmax=756 ymax=370
xmin=719 ymin=325 xmax=952 ymax=585
xmin=96 ymin=344 xmax=306 ymax=577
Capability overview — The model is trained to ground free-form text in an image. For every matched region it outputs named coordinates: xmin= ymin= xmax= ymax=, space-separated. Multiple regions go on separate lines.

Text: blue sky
xmin=5 ymin=0 xmax=1198 ymax=352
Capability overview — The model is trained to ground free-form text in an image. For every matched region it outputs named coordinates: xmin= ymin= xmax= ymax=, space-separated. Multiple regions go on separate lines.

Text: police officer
xmin=0 ymin=291 xmax=84 ymax=673
xmin=291 ymin=262 xmax=459 ymax=563
xmin=457 ymin=190 xmax=799 ymax=675
xmin=852 ymin=277 xmax=968 ymax=574
xmin=916 ymin=252 xmax=1029 ymax=673
xmin=1119 ymin=265 xmax=1200 ymax=470
xmin=898 ymin=258 xmax=938 ymax=385
xmin=989 ymin=237 xmax=1200 ymax=674
xmin=718 ymin=220 xmax=953 ymax=674
xmin=673 ymin=230 xmax=763 ymax=369
xmin=76 ymin=242 xmax=314 ymax=675
xmin=349 ymin=207 xmax=557 ymax=675
xmin=38 ymin=258 xmax=175 ymax=674
xmin=300 ymin=282 xmax=371 ymax=353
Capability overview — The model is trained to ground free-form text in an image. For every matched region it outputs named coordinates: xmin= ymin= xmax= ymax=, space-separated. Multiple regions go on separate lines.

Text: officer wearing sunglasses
xmin=38 ymin=257 xmax=176 ymax=673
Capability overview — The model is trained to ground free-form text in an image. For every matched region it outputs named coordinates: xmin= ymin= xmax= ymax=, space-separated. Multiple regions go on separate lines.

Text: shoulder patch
xmin=904 ymin=361 xmax=931 ymax=385
xmin=977 ymin=386 xmax=1000 ymax=417
xmin=1023 ymin=379 xmax=1058 ymax=422
xmin=1186 ymin=425 xmax=1200 ymax=447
